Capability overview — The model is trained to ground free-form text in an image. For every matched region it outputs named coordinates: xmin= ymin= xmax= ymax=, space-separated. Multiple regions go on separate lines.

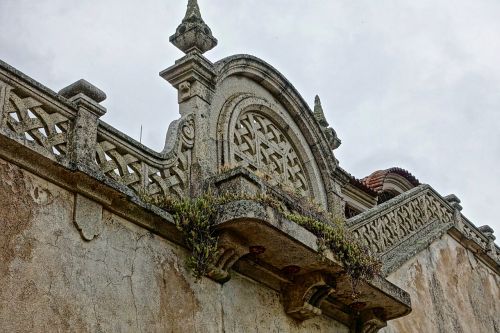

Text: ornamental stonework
xmin=232 ymin=111 xmax=309 ymax=195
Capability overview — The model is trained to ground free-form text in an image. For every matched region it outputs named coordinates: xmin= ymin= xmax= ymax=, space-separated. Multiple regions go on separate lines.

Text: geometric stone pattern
xmin=350 ymin=186 xmax=454 ymax=256
xmin=95 ymin=116 xmax=194 ymax=198
xmin=461 ymin=218 xmax=490 ymax=249
xmin=2 ymin=87 xmax=71 ymax=157
xmin=232 ymin=111 xmax=309 ymax=195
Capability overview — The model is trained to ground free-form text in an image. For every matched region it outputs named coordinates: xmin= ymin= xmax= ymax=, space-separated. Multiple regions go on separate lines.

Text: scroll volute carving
xmin=207 ymin=231 xmax=250 ymax=283
xmin=355 ymin=308 xmax=387 ymax=333
xmin=282 ymin=271 xmax=336 ymax=321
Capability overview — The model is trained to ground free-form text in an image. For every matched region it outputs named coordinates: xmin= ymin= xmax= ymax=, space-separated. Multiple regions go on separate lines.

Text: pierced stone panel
xmin=351 ymin=188 xmax=454 ymax=255
xmin=1 ymin=87 xmax=71 ymax=157
xmin=232 ymin=111 xmax=309 ymax=195
xmin=95 ymin=117 xmax=194 ymax=198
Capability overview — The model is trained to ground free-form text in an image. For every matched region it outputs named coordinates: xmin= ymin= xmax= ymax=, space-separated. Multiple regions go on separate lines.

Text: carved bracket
xmin=282 ymin=271 xmax=336 ymax=321
xmin=355 ymin=308 xmax=387 ymax=333
xmin=207 ymin=231 xmax=250 ymax=283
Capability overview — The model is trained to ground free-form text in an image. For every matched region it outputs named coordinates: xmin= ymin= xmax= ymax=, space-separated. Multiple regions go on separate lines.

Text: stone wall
xmin=383 ymin=234 xmax=500 ymax=333
xmin=0 ymin=157 xmax=349 ymax=333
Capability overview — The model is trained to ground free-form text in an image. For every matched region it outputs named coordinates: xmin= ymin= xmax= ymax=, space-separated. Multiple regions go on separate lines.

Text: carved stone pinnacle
xmin=170 ymin=0 xmax=218 ymax=54
xmin=313 ymin=95 xmax=341 ymax=150
xmin=313 ymin=95 xmax=329 ymax=128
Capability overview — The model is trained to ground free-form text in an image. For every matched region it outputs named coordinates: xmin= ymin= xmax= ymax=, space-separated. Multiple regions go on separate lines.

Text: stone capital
xmin=160 ymin=52 xmax=216 ymax=104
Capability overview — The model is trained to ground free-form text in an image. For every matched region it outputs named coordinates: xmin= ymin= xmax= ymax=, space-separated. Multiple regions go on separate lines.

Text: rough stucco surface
xmin=382 ymin=234 xmax=500 ymax=333
xmin=0 ymin=158 xmax=348 ymax=333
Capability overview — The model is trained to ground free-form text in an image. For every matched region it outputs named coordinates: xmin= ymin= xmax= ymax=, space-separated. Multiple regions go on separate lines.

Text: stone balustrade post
xmin=0 ymin=81 xmax=12 ymax=127
xmin=59 ymin=79 xmax=107 ymax=170
xmin=444 ymin=194 xmax=463 ymax=230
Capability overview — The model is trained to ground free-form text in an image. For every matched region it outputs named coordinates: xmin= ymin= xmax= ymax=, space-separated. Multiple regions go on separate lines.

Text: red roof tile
xmin=362 ymin=167 xmax=420 ymax=193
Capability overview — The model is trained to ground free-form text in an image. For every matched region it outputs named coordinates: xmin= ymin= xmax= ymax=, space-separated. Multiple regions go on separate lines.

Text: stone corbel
xmin=282 ymin=271 xmax=336 ymax=321
xmin=354 ymin=308 xmax=387 ymax=333
xmin=207 ymin=231 xmax=250 ymax=283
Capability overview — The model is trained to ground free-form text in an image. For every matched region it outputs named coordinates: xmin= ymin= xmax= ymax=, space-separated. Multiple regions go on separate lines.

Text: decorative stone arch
xmin=211 ymin=55 xmax=340 ymax=209
xmin=217 ymin=94 xmax=324 ymax=202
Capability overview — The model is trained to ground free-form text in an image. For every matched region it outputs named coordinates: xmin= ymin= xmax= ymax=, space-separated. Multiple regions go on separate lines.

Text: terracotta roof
xmin=362 ymin=167 xmax=420 ymax=193
xmin=337 ymin=167 xmax=377 ymax=196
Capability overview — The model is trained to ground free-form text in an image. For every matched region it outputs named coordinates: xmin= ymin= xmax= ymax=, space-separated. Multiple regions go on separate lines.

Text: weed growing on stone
xmin=142 ymin=189 xmax=380 ymax=285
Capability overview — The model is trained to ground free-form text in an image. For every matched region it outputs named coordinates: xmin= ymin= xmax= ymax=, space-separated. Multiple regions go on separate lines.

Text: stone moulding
xmin=348 ymin=184 xmax=500 ymax=275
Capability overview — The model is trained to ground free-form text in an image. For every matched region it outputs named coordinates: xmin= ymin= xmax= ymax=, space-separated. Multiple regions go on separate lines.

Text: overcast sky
xmin=1 ymin=0 xmax=499 ymax=234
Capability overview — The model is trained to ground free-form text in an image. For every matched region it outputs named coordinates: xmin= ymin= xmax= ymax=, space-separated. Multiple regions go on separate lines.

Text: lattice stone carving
xmin=232 ymin=111 xmax=309 ymax=194
xmin=95 ymin=117 xmax=194 ymax=198
xmin=352 ymin=190 xmax=454 ymax=255
xmin=2 ymin=88 xmax=71 ymax=157
xmin=461 ymin=221 xmax=489 ymax=249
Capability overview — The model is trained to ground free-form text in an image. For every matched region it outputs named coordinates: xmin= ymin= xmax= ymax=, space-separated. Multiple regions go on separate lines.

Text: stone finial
xmin=170 ymin=0 xmax=218 ymax=54
xmin=479 ymin=225 xmax=496 ymax=241
xmin=59 ymin=79 xmax=106 ymax=103
xmin=444 ymin=194 xmax=463 ymax=211
xmin=313 ymin=95 xmax=329 ymax=127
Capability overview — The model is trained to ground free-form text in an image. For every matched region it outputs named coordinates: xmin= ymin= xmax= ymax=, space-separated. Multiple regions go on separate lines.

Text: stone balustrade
xmin=348 ymin=184 xmax=500 ymax=275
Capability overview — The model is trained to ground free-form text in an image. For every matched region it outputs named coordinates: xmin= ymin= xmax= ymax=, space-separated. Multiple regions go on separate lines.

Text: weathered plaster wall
xmin=0 ymin=157 xmax=348 ymax=333
xmin=383 ymin=234 xmax=500 ymax=333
